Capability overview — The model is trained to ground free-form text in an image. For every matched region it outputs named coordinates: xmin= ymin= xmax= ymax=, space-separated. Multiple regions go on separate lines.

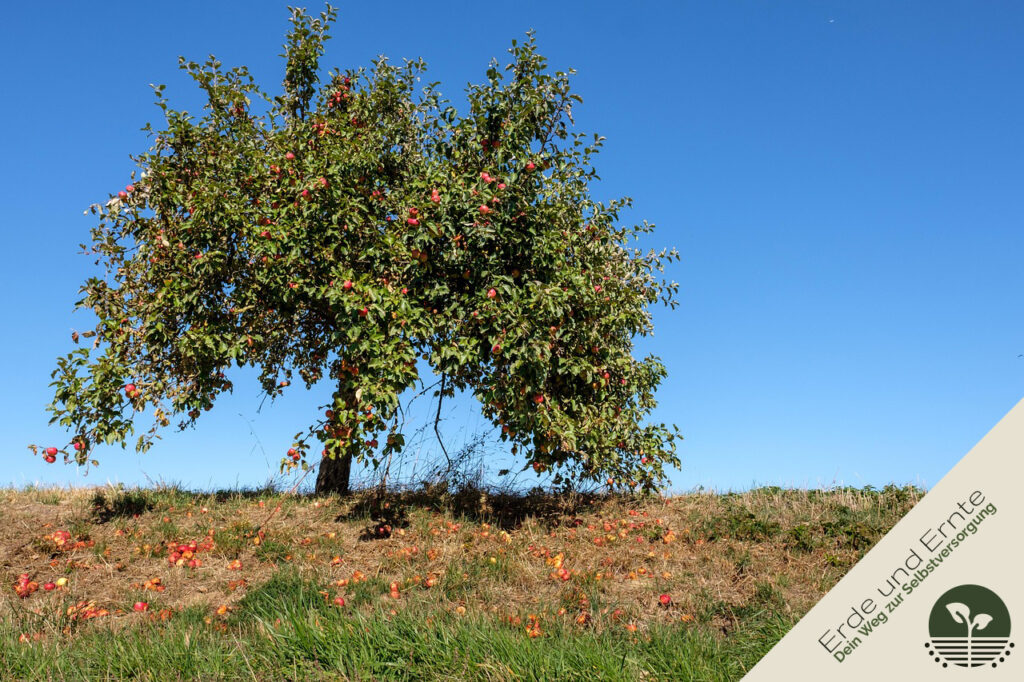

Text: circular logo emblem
xmin=926 ymin=584 xmax=1014 ymax=669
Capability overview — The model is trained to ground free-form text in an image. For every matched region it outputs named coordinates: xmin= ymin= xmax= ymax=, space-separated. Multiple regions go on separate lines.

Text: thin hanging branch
xmin=434 ymin=372 xmax=452 ymax=473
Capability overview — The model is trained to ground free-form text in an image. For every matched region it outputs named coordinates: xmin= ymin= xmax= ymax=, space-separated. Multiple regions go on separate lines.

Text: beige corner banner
xmin=745 ymin=398 xmax=1024 ymax=679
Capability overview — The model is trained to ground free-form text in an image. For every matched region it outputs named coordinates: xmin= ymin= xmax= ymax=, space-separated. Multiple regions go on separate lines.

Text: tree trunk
xmin=315 ymin=452 xmax=353 ymax=495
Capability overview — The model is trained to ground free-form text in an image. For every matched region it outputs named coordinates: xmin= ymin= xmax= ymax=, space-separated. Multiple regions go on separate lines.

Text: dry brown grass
xmin=0 ymin=484 xmax=920 ymax=633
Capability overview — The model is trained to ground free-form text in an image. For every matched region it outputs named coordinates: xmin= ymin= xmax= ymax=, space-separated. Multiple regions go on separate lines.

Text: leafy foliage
xmin=35 ymin=6 xmax=680 ymax=491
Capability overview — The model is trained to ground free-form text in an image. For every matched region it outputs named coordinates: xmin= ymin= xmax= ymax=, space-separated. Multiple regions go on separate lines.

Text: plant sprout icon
xmin=946 ymin=601 xmax=994 ymax=665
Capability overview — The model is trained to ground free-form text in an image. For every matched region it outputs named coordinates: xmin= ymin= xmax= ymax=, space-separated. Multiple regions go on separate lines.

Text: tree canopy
xmin=34 ymin=5 xmax=681 ymax=493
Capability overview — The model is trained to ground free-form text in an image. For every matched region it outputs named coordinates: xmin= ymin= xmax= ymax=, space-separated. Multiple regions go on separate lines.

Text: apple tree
xmin=35 ymin=6 xmax=681 ymax=494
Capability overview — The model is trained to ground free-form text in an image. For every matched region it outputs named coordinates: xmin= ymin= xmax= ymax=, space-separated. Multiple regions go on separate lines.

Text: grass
xmin=0 ymin=483 xmax=922 ymax=680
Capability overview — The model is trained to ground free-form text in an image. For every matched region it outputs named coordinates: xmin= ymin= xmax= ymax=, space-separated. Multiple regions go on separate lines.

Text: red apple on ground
xmin=659 ymin=594 xmax=672 ymax=607
xmin=134 ymin=602 xmax=149 ymax=612
xmin=43 ymin=582 xmax=56 ymax=591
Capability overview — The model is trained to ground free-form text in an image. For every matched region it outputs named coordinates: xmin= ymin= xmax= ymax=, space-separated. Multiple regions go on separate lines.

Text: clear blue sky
xmin=2 ymin=2 xmax=1022 ymax=493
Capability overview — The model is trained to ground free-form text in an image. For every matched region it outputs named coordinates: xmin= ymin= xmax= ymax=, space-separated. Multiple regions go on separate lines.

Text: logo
xmin=926 ymin=584 xmax=1014 ymax=669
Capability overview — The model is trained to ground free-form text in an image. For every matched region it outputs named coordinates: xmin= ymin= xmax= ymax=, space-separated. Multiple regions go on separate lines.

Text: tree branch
xmin=434 ymin=372 xmax=452 ymax=472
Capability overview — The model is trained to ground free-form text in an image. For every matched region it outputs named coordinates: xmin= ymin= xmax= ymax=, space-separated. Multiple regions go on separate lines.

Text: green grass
xmin=0 ymin=569 xmax=792 ymax=681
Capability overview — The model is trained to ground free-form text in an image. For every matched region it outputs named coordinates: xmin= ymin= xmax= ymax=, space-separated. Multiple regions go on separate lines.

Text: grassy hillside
xmin=0 ymin=484 xmax=921 ymax=680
